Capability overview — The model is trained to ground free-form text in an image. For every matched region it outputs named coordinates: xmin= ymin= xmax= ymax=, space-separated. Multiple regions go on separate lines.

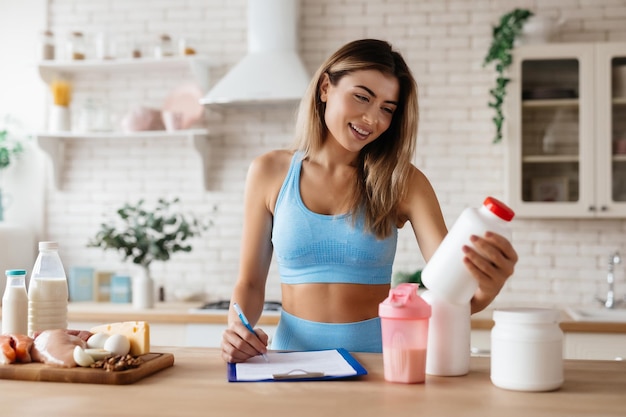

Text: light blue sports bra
xmin=271 ymin=152 xmax=397 ymax=285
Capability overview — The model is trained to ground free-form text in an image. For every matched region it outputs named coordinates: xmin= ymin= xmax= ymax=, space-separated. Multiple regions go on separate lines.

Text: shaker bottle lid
xmin=483 ymin=196 xmax=515 ymax=221
xmin=493 ymin=308 xmax=560 ymax=324
xmin=5 ymin=269 xmax=27 ymax=276
xmin=379 ymin=283 xmax=431 ymax=319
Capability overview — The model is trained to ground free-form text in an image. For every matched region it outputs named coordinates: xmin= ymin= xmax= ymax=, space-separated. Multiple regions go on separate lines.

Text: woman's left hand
xmin=462 ymin=231 xmax=518 ymax=313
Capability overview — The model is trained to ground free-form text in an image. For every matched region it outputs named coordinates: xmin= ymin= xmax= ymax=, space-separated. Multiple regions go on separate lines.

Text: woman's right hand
xmin=221 ymin=322 xmax=269 ymax=363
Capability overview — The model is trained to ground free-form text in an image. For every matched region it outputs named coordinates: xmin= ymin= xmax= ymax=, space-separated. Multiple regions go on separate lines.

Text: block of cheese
xmin=90 ymin=321 xmax=150 ymax=356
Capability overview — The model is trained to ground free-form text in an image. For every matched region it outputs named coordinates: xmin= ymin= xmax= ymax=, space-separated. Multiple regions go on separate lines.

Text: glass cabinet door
xmin=596 ymin=44 xmax=626 ymax=216
xmin=520 ymin=58 xmax=580 ymax=203
xmin=507 ymin=44 xmax=595 ymax=217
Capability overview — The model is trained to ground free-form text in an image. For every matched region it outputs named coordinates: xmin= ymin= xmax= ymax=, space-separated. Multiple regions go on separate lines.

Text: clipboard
xmin=227 ymin=348 xmax=367 ymax=382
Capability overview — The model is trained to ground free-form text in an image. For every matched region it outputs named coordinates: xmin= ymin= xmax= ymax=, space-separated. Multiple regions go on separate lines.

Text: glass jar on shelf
xmin=66 ymin=31 xmax=86 ymax=60
xmin=95 ymin=32 xmax=116 ymax=60
xmin=178 ymin=37 xmax=196 ymax=56
xmin=40 ymin=30 xmax=55 ymax=60
xmin=154 ymin=34 xmax=174 ymax=58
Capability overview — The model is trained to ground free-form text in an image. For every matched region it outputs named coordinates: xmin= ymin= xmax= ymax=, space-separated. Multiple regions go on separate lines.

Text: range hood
xmin=200 ymin=0 xmax=310 ymax=106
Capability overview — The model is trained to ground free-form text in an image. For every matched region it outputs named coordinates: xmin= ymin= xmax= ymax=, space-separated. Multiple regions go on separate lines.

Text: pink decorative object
xmin=120 ymin=107 xmax=165 ymax=132
xmin=161 ymin=111 xmax=183 ymax=131
xmin=162 ymin=83 xmax=204 ymax=129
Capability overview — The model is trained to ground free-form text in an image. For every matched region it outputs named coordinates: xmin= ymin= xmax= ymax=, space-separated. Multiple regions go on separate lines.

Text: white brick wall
xmin=38 ymin=0 xmax=626 ymax=308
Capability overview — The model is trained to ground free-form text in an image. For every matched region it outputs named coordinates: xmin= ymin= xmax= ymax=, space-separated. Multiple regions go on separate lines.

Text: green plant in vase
xmin=87 ymin=197 xmax=212 ymax=308
xmin=0 ymin=115 xmax=26 ymax=222
xmin=483 ymin=8 xmax=533 ymax=143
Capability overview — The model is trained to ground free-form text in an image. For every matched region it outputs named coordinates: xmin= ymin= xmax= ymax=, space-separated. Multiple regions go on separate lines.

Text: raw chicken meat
xmin=31 ymin=329 xmax=87 ymax=367
xmin=32 ymin=329 xmax=92 ymax=343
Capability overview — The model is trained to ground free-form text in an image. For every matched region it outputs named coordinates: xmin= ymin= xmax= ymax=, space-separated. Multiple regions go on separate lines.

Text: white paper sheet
xmin=234 ymin=350 xmax=358 ymax=381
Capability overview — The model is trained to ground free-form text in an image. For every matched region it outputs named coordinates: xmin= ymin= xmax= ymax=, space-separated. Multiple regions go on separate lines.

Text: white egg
xmin=84 ymin=348 xmax=112 ymax=361
xmin=103 ymin=334 xmax=131 ymax=356
xmin=73 ymin=346 xmax=95 ymax=367
xmin=87 ymin=333 xmax=110 ymax=349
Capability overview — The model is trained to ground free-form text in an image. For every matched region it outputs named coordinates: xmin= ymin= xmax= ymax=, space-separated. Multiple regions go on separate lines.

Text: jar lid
xmin=5 ymin=269 xmax=27 ymax=276
xmin=39 ymin=241 xmax=59 ymax=250
xmin=493 ymin=308 xmax=560 ymax=324
xmin=379 ymin=283 xmax=431 ymax=319
xmin=483 ymin=196 xmax=515 ymax=221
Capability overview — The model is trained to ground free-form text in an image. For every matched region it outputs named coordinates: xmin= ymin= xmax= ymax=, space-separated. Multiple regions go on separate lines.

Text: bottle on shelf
xmin=421 ymin=196 xmax=515 ymax=305
xmin=2 ymin=269 xmax=29 ymax=335
xmin=40 ymin=30 xmax=55 ymax=60
xmin=27 ymin=242 xmax=69 ymax=337
xmin=154 ymin=34 xmax=174 ymax=58
xmin=66 ymin=31 xmax=86 ymax=60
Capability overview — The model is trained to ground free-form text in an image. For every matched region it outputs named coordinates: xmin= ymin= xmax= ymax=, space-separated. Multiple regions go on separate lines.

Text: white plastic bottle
xmin=421 ymin=289 xmax=470 ymax=376
xmin=421 ymin=196 xmax=515 ymax=305
xmin=2 ymin=269 xmax=29 ymax=335
xmin=27 ymin=242 xmax=69 ymax=336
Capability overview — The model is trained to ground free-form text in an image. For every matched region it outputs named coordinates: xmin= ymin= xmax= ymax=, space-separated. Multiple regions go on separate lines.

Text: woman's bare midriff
xmin=280 ymin=283 xmax=391 ymax=323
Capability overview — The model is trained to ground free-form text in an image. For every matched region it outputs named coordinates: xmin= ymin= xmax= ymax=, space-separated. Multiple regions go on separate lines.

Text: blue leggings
xmin=271 ymin=309 xmax=383 ymax=353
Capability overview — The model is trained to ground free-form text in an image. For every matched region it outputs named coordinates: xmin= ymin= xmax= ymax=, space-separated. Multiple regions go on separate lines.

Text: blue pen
xmin=233 ymin=302 xmax=270 ymax=362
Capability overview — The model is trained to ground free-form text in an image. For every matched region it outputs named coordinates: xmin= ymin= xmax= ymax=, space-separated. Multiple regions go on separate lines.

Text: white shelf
xmin=36 ymin=129 xmax=213 ymax=190
xmin=36 ymin=56 xmax=215 ymax=190
xmin=522 ymin=98 xmax=579 ymax=108
xmin=522 ymin=154 xmax=580 ymax=163
xmin=38 ymin=56 xmax=212 ymax=90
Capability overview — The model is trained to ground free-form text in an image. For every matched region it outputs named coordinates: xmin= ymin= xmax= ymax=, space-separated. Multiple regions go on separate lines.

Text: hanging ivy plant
xmin=483 ymin=8 xmax=533 ymax=143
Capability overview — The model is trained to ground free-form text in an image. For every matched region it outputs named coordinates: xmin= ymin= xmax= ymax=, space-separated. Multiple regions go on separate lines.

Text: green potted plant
xmin=0 ymin=115 xmax=26 ymax=222
xmin=87 ymin=197 xmax=211 ymax=308
xmin=392 ymin=269 xmax=424 ymax=289
xmin=483 ymin=8 xmax=534 ymax=143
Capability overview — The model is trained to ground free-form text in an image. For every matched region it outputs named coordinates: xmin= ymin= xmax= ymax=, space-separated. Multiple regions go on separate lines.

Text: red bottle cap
xmin=483 ymin=196 xmax=515 ymax=221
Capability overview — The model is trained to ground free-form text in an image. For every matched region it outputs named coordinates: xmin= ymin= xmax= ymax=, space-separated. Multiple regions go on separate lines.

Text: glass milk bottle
xmin=421 ymin=196 xmax=515 ymax=305
xmin=27 ymin=242 xmax=69 ymax=336
xmin=2 ymin=269 xmax=29 ymax=335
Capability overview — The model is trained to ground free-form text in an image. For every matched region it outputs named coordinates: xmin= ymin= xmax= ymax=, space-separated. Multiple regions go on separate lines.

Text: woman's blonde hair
xmin=293 ymin=39 xmax=419 ymax=239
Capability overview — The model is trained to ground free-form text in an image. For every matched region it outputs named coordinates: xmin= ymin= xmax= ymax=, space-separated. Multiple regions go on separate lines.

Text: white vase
xmin=49 ymin=105 xmax=71 ymax=132
xmin=132 ymin=266 xmax=155 ymax=309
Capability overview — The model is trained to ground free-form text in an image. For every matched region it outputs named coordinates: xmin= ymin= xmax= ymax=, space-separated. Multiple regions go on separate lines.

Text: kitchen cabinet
xmin=185 ymin=323 xmax=277 ymax=348
xmin=68 ymin=320 xmax=186 ymax=348
xmin=471 ymin=328 xmax=626 ymax=360
xmin=68 ymin=319 xmax=276 ymax=348
xmin=564 ymin=332 xmax=626 ymax=360
xmin=506 ymin=42 xmax=626 ymax=218
xmin=36 ymin=57 xmax=215 ymax=190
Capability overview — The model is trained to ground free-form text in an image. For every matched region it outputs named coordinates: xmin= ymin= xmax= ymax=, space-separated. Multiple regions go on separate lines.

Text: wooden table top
xmin=1 ymin=347 xmax=624 ymax=417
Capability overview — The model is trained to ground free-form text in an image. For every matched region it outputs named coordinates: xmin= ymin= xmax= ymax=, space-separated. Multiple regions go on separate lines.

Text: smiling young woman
xmin=220 ymin=39 xmax=518 ymax=363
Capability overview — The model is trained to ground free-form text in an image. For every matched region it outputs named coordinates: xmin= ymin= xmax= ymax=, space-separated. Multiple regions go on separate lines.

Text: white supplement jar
xmin=491 ymin=308 xmax=563 ymax=392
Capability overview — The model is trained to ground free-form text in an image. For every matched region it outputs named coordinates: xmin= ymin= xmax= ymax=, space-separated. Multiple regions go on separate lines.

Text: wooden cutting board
xmin=0 ymin=352 xmax=174 ymax=385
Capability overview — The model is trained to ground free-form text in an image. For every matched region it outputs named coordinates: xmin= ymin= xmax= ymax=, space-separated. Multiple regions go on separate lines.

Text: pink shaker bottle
xmin=378 ymin=283 xmax=432 ymax=383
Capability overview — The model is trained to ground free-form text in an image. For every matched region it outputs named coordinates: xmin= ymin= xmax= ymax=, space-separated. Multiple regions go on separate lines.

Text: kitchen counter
xmin=67 ymin=301 xmax=281 ymax=325
xmin=1 ymin=348 xmax=624 ymax=417
xmin=65 ymin=301 xmax=626 ymax=334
